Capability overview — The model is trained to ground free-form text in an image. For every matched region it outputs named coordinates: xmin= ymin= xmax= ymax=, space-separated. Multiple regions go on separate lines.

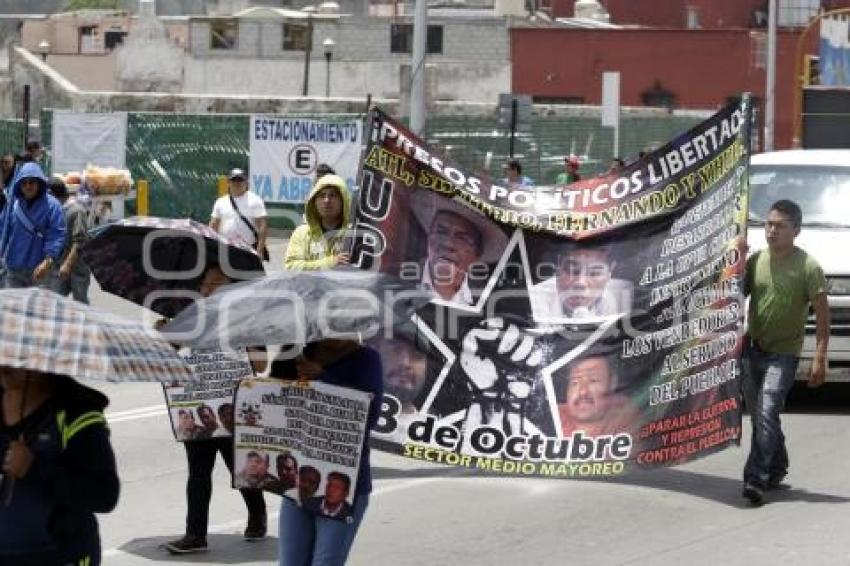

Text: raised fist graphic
xmin=459 ymin=317 xmax=545 ymax=438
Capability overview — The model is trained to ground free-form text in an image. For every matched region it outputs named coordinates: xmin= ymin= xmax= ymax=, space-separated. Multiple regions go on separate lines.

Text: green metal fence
xmin=42 ymin=111 xmax=360 ymax=227
xmin=41 ymin=111 xmax=250 ymax=220
xmin=424 ymin=113 xmax=707 ymax=184
xmin=41 ymin=109 xmax=707 ymax=224
xmin=126 ymin=112 xmax=252 ymax=220
xmin=0 ymin=118 xmax=24 ymax=158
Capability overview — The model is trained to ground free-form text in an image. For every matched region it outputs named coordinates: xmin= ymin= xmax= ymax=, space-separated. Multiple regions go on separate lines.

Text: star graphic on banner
xmin=403 ymin=229 xmax=629 ymax=447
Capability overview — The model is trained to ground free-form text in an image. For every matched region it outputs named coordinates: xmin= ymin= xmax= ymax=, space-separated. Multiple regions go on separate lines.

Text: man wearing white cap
xmin=410 ymin=191 xmax=508 ymax=307
xmin=210 ymin=168 xmax=268 ymax=260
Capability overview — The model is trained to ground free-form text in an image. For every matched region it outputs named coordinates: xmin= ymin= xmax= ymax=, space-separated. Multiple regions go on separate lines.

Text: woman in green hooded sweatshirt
xmin=284 ymin=175 xmax=352 ymax=270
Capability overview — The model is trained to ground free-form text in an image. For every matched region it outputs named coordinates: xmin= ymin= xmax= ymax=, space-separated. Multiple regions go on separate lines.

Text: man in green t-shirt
xmin=742 ymin=199 xmax=830 ymax=505
xmin=555 ymin=155 xmax=581 ymax=185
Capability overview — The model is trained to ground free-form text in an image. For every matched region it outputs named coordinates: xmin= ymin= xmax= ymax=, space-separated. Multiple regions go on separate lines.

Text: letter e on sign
xmin=288 ymin=144 xmax=318 ymax=175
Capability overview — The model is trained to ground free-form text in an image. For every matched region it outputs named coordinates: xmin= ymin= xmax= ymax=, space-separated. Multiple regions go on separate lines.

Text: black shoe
xmin=163 ymin=535 xmax=208 ymax=554
xmin=742 ymin=482 xmax=764 ymax=505
xmin=767 ymin=473 xmax=787 ymax=490
xmin=244 ymin=513 xmax=267 ymax=541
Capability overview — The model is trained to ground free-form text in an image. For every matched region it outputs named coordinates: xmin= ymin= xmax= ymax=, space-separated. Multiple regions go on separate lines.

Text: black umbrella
xmin=81 ymin=216 xmax=264 ymax=317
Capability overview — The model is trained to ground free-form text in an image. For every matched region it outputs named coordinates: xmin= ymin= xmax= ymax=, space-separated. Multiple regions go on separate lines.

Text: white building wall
xmin=182 ymin=17 xmax=510 ymax=103
xmin=50 ymin=53 xmax=119 ymax=91
xmin=116 ymin=9 xmax=184 ymax=92
xmin=182 ymin=57 xmax=509 ymax=103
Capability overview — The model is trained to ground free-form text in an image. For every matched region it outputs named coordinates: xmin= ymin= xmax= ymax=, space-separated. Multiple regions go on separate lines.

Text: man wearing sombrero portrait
xmin=410 ymin=191 xmax=509 ymax=307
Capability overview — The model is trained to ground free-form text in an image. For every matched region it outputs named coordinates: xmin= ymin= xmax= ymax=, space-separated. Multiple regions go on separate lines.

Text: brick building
xmin=512 ymin=0 xmax=850 ymax=149
xmin=548 ymin=0 xmax=850 ymax=28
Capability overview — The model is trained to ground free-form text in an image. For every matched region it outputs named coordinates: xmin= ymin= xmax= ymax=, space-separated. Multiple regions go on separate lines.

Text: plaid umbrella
xmin=81 ymin=216 xmax=264 ymax=318
xmin=0 ymin=288 xmax=191 ymax=382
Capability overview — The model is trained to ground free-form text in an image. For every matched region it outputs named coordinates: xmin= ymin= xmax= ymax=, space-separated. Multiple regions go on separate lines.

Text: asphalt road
xmin=84 ymin=239 xmax=850 ymax=566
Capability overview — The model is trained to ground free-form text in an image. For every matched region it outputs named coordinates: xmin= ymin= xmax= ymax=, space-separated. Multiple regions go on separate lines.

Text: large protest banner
xmin=163 ymin=348 xmax=254 ymax=441
xmin=250 ymin=116 xmax=362 ymax=203
xmin=353 ymin=97 xmax=752 ymax=478
xmin=233 ymin=378 xmax=372 ymax=520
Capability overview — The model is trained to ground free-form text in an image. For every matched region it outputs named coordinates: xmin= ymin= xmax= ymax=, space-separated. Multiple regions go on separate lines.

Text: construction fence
xmin=37 ymin=108 xmax=709 ymax=228
xmin=0 ymin=118 xmax=24 ymax=158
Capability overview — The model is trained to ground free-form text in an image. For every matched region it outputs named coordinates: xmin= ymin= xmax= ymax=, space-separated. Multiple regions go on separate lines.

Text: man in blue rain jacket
xmin=0 ymin=162 xmax=65 ymax=288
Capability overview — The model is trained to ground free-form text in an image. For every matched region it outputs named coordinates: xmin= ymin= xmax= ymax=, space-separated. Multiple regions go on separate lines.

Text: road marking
xmin=107 ymin=405 xmax=164 ymax=418
xmin=102 ymin=476 xmax=443 ymax=558
xmin=107 ymin=404 xmax=167 ymax=423
xmin=372 ymin=476 xmax=443 ymax=496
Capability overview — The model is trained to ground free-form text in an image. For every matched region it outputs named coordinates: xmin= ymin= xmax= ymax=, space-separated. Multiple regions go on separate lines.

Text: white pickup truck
xmin=748 ymin=149 xmax=850 ymax=381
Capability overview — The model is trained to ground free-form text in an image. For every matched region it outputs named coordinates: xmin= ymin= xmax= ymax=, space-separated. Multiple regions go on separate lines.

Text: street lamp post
xmin=301 ymin=13 xmax=314 ymax=96
xmin=37 ymin=40 xmax=50 ymax=62
xmin=765 ymin=0 xmax=776 ymax=151
xmin=323 ymin=37 xmax=335 ymax=98
xmin=410 ymin=0 xmax=428 ymax=134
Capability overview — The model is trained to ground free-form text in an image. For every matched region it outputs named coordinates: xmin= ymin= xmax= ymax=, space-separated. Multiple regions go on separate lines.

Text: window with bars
xmin=283 ymin=23 xmax=309 ymax=51
xmin=777 ymin=0 xmax=820 ymax=27
xmin=390 ymin=24 xmax=443 ymax=54
xmin=751 ymin=31 xmax=766 ymax=70
xmin=105 ymin=30 xmax=127 ymax=50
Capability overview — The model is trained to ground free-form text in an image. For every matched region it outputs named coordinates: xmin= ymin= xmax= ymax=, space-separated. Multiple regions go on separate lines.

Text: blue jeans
xmin=741 ymin=341 xmax=799 ymax=487
xmin=279 ymin=494 xmax=369 ymax=566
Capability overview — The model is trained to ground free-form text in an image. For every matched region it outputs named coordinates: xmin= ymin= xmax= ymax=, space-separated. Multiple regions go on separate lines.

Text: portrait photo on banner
xmin=368 ymin=327 xmax=428 ymax=413
xmin=547 ymin=345 xmax=643 ymax=441
xmin=367 ymin=316 xmax=452 ymax=443
xmin=163 ymin=348 xmax=252 ymax=442
xmin=232 ymin=378 xmax=370 ymax=521
xmin=282 ymin=467 xmax=356 ymax=521
xmin=524 ymin=227 xmax=658 ymax=325
xmin=169 ymin=402 xmax=236 ymax=441
xmin=382 ymin=187 xmax=512 ymax=311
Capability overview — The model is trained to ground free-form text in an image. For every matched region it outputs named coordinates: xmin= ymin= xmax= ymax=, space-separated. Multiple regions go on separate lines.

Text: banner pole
xmin=614 ymin=121 xmax=619 ymax=159
xmin=410 ymin=0 xmax=428 ymax=134
xmin=509 ymin=98 xmax=517 ymax=158
xmin=22 ymin=85 xmax=30 ymax=148
xmin=346 ymin=105 xmax=377 ymax=259
xmin=764 ymin=0 xmax=776 ymax=151
xmin=301 ymin=14 xmax=313 ymax=97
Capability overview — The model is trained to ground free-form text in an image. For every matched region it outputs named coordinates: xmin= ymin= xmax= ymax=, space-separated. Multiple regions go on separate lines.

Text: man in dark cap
xmin=210 ymin=168 xmax=268 ymax=260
